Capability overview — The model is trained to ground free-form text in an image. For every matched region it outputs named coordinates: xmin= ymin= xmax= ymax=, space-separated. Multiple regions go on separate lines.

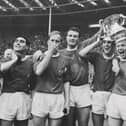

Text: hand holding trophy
xmin=99 ymin=13 xmax=126 ymax=40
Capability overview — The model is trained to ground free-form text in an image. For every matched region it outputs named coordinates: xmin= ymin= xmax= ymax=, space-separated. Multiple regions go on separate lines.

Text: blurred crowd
xmin=0 ymin=30 xmax=97 ymax=56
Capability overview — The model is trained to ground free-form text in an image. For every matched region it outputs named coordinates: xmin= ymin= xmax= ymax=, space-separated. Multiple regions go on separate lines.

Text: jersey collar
xmin=66 ymin=46 xmax=78 ymax=51
xmin=21 ymin=55 xmax=31 ymax=61
xmin=44 ymin=51 xmax=60 ymax=57
xmin=102 ymin=53 xmax=114 ymax=60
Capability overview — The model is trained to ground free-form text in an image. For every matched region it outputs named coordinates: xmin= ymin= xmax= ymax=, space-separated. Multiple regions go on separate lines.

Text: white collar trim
xmin=66 ymin=46 xmax=78 ymax=51
xmin=102 ymin=53 xmax=114 ymax=60
xmin=44 ymin=51 xmax=60 ymax=57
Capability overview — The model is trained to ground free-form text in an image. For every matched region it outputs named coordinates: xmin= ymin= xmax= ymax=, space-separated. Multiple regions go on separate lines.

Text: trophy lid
xmin=113 ymin=29 xmax=126 ymax=44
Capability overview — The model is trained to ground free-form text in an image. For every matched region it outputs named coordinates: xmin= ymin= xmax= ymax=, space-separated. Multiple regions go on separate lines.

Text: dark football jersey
xmin=1 ymin=56 xmax=34 ymax=93
xmin=113 ymin=59 xmax=126 ymax=95
xmin=35 ymin=52 xmax=71 ymax=94
xmin=0 ymin=57 xmax=10 ymax=78
xmin=86 ymin=52 xmax=115 ymax=91
xmin=60 ymin=49 xmax=89 ymax=86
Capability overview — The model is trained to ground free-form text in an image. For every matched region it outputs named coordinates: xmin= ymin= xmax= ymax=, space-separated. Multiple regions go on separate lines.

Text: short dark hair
xmin=15 ymin=36 xmax=30 ymax=47
xmin=67 ymin=27 xmax=80 ymax=35
xmin=25 ymin=37 xmax=30 ymax=47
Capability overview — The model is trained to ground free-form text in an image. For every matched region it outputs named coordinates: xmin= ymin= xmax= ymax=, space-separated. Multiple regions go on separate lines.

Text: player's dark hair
xmin=15 ymin=36 xmax=30 ymax=47
xmin=67 ymin=26 xmax=80 ymax=36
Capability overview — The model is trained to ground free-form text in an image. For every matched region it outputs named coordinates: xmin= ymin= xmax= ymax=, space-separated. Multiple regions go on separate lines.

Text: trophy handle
xmin=120 ymin=14 xmax=126 ymax=25
xmin=99 ymin=19 xmax=104 ymax=25
xmin=99 ymin=19 xmax=108 ymax=38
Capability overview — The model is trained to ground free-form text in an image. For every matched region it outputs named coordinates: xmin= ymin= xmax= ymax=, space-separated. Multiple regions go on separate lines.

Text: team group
xmin=0 ymin=16 xmax=125 ymax=126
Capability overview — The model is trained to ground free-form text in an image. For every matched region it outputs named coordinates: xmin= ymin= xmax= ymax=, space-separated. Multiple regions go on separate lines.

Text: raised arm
xmin=81 ymin=25 xmax=103 ymax=48
xmin=79 ymin=25 xmax=103 ymax=57
xmin=0 ymin=51 xmax=18 ymax=72
xmin=34 ymin=41 xmax=57 ymax=76
xmin=79 ymin=37 xmax=100 ymax=57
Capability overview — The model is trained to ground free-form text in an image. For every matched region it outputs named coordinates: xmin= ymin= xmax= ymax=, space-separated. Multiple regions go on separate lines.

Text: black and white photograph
xmin=0 ymin=1 xmax=125 ymax=126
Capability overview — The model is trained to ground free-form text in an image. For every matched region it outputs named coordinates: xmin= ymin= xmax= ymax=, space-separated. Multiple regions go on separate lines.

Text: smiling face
xmin=116 ymin=41 xmax=126 ymax=59
xmin=13 ymin=37 xmax=27 ymax=52
xmin=102 ymin=40 xmax=113 ymax=56
xmin=66 ymin=30 xmax=79 ymax=48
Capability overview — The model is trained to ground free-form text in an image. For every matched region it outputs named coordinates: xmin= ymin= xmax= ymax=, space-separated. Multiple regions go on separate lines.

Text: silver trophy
xmin=99 ymin=14 xmax=126 ymax=39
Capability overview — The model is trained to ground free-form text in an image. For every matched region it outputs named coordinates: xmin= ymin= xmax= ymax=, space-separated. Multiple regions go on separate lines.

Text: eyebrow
xmin=16 ymin=39 xmax=25 ymax=41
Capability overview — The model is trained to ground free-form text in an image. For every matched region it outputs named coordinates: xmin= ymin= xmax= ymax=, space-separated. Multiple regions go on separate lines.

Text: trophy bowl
xmin=99 ymin=14 xmax=126 ymax=39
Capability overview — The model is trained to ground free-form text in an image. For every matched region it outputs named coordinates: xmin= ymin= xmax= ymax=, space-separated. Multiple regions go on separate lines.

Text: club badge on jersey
xmin=58 ymin=67 xmax=68 ymax=77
